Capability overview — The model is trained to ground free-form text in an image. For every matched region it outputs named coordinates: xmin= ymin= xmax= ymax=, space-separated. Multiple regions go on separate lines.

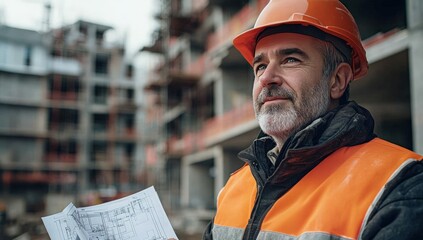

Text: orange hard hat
xmin=233 ymin=0 xmax=368 ymax=80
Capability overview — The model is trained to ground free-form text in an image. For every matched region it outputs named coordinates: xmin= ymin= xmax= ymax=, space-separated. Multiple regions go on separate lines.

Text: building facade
xmin=0 ymin=21 xmax=141 ymax=238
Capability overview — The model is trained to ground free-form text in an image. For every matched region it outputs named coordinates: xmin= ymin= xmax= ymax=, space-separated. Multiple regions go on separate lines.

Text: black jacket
xmin=204 ymin=102 xmax=423 ymax=239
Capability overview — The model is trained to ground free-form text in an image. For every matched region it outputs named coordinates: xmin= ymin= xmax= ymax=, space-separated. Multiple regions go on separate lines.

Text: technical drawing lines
xmin=74 ymin=193 xmax=167 ymax=239
xmin=42 ymin=186 xmax=178 ymax=240
xmin=55 ymin=217 xmax=80 ymax=240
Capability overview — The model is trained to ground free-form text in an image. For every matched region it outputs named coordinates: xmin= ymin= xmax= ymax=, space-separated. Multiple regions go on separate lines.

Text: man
xmin=203 ymin=0 xmax=423 ymax=239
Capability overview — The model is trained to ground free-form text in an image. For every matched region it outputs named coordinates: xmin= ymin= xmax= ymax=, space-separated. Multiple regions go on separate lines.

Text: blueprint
xmin=42 ymin=186 xmax=178 ymax=240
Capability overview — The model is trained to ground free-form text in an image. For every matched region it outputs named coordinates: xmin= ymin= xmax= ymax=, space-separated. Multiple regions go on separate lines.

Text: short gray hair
xmin=318 ymin=41 xmax=351 ymax=104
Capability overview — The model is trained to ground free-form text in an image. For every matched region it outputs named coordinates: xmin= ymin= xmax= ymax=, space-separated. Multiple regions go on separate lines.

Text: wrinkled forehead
xmin=254 ymin=25 xmax=352 ymax=63
xmin=255 ymin=33 xmax=319 ymax=55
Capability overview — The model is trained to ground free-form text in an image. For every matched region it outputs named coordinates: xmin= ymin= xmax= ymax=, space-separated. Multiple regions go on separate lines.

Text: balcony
xmin=48 ymin=125 xmax=80 ymax=140
xmin=2 ymin=171 xmax=76 ymax=185
xmin=49 ymin=91 xmax=79 ymax=102
xmin=114 ymin=101 xmax=137 ymax=112
xmin=166 ymin=101 xmax=257 ymax=155
xmin=206 ymin=0 xmax=267 ymax=52
xmin=169 ymin=14 xmax=201 ymax=37
xmin=203 ymin=100 xmax=255 ymax=141
xmin=167 ymin=132 xmax=203 ymax=156
xmin=45 ymin=153 xmax=77 ymax=163
xmin=143 ymin=62 xmax=166 ymax=91
xmin=0 ymin=62 xmax=48 ymax=76
xmin=0 ymin=128 xmax=48 ymax=138
xmin=145 ymin=62 xmax=202 ymax=91
xmin=166 ymin=1 xmax=208 ymax=37
xmin=185 ymin=54 xmax=208 ymax=78
xmin=49 ymin=57 xmax=82 ymax=76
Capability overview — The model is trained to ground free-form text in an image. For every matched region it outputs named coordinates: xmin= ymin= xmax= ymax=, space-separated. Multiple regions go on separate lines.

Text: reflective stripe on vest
xmin=213 ymin=138 xmax=423 ymax=240
xmin=212 ymin=225 xmax=354 ymax=240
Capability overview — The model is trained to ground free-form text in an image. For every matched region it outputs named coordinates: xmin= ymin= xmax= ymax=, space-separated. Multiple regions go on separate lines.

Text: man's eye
xmin=255 ymin=64 xmax=266 ymax=74
xmin=285 ymin=57 xmax=299 ymax=64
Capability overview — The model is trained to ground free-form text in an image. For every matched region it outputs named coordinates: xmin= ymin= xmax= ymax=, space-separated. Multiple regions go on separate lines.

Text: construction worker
xmin=203 ymin=0 xmax=423 ymax=239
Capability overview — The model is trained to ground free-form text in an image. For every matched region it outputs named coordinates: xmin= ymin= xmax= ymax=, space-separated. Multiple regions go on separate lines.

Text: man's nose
xmin=257 ymin=63 xmax=283 ymax=87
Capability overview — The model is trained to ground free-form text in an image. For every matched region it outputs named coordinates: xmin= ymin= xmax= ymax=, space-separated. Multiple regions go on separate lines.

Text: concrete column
xmin=78 ymin=34 xmax=94 ymax=192
xmin=407 ymin=0 xmax=423 ymax=154
xmin=214 ymin=70 xmax=224 ymax=116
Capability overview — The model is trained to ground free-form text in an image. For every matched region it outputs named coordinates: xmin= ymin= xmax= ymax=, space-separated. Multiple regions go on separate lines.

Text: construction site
xmin=0 ymin=0 xmax=423 ymax=239
xmin=0 ymin=14 xmax=142 ymax=239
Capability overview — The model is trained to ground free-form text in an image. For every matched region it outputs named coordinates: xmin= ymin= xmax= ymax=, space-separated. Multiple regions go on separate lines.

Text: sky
xmin=0 ymin=0 xmax=159 ymax=60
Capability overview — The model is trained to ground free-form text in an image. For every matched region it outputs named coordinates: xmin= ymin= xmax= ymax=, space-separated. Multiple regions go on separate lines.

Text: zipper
xmin=242 ymin=136 xmax=295 ymax=239
xmin=242 ymin=183 xmax=264 ymax=240
xmin=242 ymin=141 xmax=268 ymax=240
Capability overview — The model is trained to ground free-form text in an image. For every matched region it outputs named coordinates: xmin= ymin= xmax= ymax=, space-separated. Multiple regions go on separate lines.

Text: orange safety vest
xmin=213 ymin=138 xmax=422 ymax=239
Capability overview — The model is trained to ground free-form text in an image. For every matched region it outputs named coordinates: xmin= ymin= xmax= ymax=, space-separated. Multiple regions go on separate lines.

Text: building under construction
xmin=141 ymin=0 xmax=423 ymax=235
xmin=0 ymin=20 xmax=141 ymax=238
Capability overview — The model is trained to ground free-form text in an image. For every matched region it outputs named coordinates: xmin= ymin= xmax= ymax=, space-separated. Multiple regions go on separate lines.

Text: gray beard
xmin=255 ymin=80 xmax=330 ymax=142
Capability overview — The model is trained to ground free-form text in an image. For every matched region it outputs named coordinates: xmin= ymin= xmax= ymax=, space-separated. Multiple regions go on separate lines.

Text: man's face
xmin=252 ymin=33 xmax=331 ymax=141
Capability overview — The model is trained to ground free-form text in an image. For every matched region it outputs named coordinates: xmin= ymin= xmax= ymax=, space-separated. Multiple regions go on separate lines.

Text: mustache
xmin=257 ymin=85 xmax=295 ymax=105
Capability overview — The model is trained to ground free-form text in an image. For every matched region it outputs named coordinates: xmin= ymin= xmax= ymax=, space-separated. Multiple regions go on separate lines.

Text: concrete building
xmin=0 ymin=20 xmax=141 ymax=238
xmin=142 ymin=0 xmax=423 ymax=235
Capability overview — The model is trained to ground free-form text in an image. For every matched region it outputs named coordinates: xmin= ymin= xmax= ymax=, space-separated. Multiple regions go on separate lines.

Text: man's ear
xmin=330 ymin=63 xmax=353 ymax=100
